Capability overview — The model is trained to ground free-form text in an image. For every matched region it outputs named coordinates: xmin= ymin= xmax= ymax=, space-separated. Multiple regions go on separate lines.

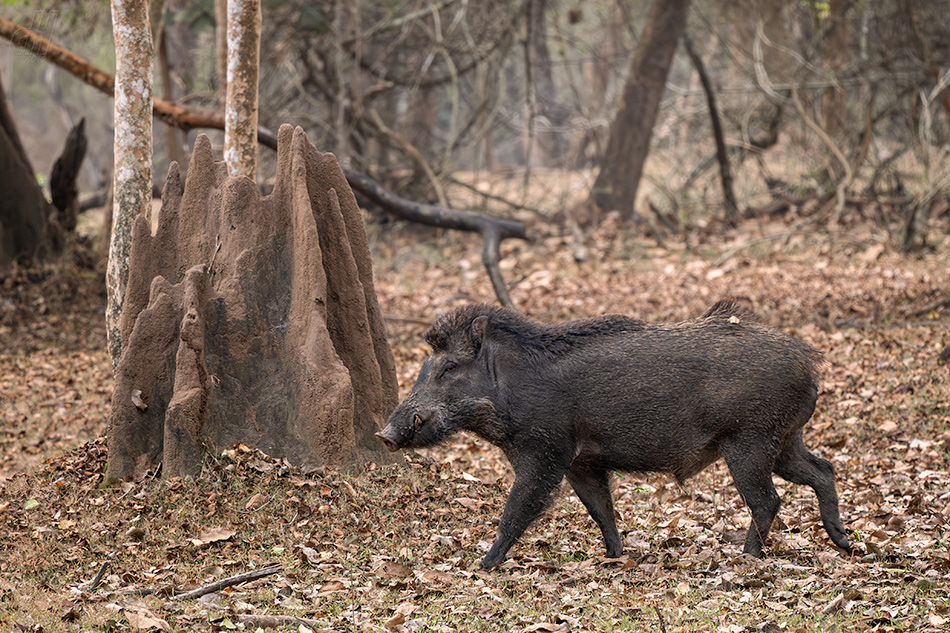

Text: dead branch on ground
xmin=174 ymin=564 xmax=283 ymax=600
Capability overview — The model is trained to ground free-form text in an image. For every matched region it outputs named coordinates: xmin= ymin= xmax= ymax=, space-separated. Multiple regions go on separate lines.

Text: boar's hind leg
xmin=721 ymin=441 xmax=782 ymax=557
xmin=774 ymin=433 xmax=851 ymax=552
xmin=480 ymin=460 xmax=568 ymax=570
xmin=567 ymin=465 xmax=622 ymax=558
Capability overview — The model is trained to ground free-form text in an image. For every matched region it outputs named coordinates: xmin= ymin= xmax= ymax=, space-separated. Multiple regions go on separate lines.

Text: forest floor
xmin=1 ymin=195 xmax=949 ymax=632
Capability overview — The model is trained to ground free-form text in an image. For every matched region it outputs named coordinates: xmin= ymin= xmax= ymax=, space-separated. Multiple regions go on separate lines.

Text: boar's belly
xmin=572 ymin=417 xmax=722 ymax=477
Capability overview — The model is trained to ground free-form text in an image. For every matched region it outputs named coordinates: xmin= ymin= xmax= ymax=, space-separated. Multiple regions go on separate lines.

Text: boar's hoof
xmin=375 ymin=432 xmax=399 ymax=452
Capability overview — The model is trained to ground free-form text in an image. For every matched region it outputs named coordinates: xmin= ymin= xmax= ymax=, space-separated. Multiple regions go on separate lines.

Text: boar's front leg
xmin=567 ymin=464 xmax=622 ymax=558
xmin=480 ymin=455 xmax=569 ymax=570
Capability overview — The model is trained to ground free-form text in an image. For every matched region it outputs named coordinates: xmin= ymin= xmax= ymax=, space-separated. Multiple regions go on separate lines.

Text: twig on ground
xmin=653 ymin=604 xmax=667 ymax=633
xmin=87 ymin=556 xmax=113 ymax=593
xmin=174 ymin=564 xmax=283 ymax=600
xmin=910 ymin=295 xmax=950 ymax=318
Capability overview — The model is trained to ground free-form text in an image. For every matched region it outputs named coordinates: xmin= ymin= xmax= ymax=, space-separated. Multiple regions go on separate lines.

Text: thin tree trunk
xmin=683 ymin=34 xmax=738 ymax=226
xmin=591 ymin=0 xmax=691 ymax=218
xmin=214 ymin=0 xmax=227 ymax=97
xmin=150 ymin=0 xmax=182 ymax=173
xmin=158 ymin=33 xmax=184 ymax=172
xmin=821 ymin=0 xmax=852 ymax=141
xmin=526 ymin=0 xmax=568 ymax=164
xmin=108 ymin=0 xmax=154 ymax=367
xmin=224 ymin=0 xmax=261 ymax=179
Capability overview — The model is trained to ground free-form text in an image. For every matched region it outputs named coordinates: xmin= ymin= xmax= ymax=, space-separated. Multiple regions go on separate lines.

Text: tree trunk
xmin=108 ymin=0 xmax=154 ymax=368
xmin=0 ymin=68 xmax=54 ymax=269
xmin=0 ymin=67 xmax=53 ymax=270
xmin=224 ymin=0 xmax=261 ymax=178
xmin=590 ymin=0 xmax=691 ymax=217
xmin=106 ymin=126 xmax=398 ymax=481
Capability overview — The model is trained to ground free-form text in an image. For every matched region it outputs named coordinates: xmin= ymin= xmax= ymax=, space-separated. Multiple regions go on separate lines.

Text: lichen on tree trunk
xmin=107 ymin=125 xmax=398 ymax=482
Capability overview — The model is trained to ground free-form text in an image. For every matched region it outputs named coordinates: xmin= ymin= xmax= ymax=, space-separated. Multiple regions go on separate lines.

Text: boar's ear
xmin=469 ymin=315 xmax=489 ymax=350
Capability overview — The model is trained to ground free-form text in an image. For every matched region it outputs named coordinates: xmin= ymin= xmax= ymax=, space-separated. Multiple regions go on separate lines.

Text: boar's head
xmin=376 ymin=310 xmax=498 ymax=452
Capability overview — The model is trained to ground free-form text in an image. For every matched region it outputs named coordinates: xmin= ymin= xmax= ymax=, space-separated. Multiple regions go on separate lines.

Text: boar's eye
xmin=439 ymin=361 xmax=457 ymax=378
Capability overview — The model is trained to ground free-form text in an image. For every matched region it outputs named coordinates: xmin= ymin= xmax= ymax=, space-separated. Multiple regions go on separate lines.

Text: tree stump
xmin=106 ymin=125 xmax=398 ymax=482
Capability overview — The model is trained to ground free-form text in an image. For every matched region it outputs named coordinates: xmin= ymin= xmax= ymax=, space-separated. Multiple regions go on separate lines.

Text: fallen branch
xmin=174 ymin=564 xmax=283 ymax=600
xmin=910 ymin=295 xmax=950 ymax=318
xmin=1 ymin=15 xmax=525 ymax=307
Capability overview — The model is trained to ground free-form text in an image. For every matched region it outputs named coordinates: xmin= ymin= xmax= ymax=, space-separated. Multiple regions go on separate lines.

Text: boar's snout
xmin=376 ymin=407 xmax=430 ymax=452
xmin=375 ymin=430 xmax=400 ymax=452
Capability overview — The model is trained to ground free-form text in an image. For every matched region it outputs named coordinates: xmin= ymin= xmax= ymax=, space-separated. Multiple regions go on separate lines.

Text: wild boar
xmin=376 ymin=302 xmax=851 ymax=569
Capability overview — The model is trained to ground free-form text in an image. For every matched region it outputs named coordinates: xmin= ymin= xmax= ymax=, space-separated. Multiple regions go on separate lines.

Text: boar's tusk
xmin=413 ymin=414 xmax=423 ymax=433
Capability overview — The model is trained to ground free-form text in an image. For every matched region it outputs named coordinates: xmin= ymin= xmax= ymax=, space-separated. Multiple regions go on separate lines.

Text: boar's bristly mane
xmin=425 ymin=304 xmax=646 ymax=356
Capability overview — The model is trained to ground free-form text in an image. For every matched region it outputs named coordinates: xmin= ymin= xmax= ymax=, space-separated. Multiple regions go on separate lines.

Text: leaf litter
xmin=2 ymin=209 xmax=949 ymax=632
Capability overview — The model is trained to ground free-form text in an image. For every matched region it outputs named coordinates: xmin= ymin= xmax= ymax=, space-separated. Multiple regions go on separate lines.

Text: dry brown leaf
xmin=298 ymin=545 xmax=321 ymax=565
xmin=190 ymin=526 xmax=236 ymax=546
xmin=523 ymin=623 xmax=569 ymax=633
xmin=384 ymin=602 xmax=417 ymax=629
xmin=124 ymin=608 xmax=170 ymax=631
xmin=453 ymin=497 xmax=481 ymax=509
xmin=879 ymin=420 xmax=898 ymax=434
xmin=420 ymin=569 xmax=454 ymax=584
xmin=245 ymin=493 xmax=267 ymax=510
xmin=376 ymin=561 xmax=412 ymax=579
xmin=383 ymin=613 xmax=405 ymax=629
xmin=319 ymin=580 xmax=346 ymax=593
xmin=821 ymin=594 xmax=845 ymax=615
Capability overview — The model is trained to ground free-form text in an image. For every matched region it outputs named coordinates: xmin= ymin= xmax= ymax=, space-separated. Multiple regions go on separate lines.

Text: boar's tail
xmin=702 ymin=298 xmax=755 ymax=321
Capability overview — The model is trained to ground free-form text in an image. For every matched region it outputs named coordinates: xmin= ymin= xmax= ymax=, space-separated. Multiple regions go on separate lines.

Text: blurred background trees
xmin=3 ymin=0 xmax=949 ymax=262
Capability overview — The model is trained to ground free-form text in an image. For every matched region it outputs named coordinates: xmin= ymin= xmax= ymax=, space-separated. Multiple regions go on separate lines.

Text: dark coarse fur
xmin=377 ymin=301 xmax=851 ymax=569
